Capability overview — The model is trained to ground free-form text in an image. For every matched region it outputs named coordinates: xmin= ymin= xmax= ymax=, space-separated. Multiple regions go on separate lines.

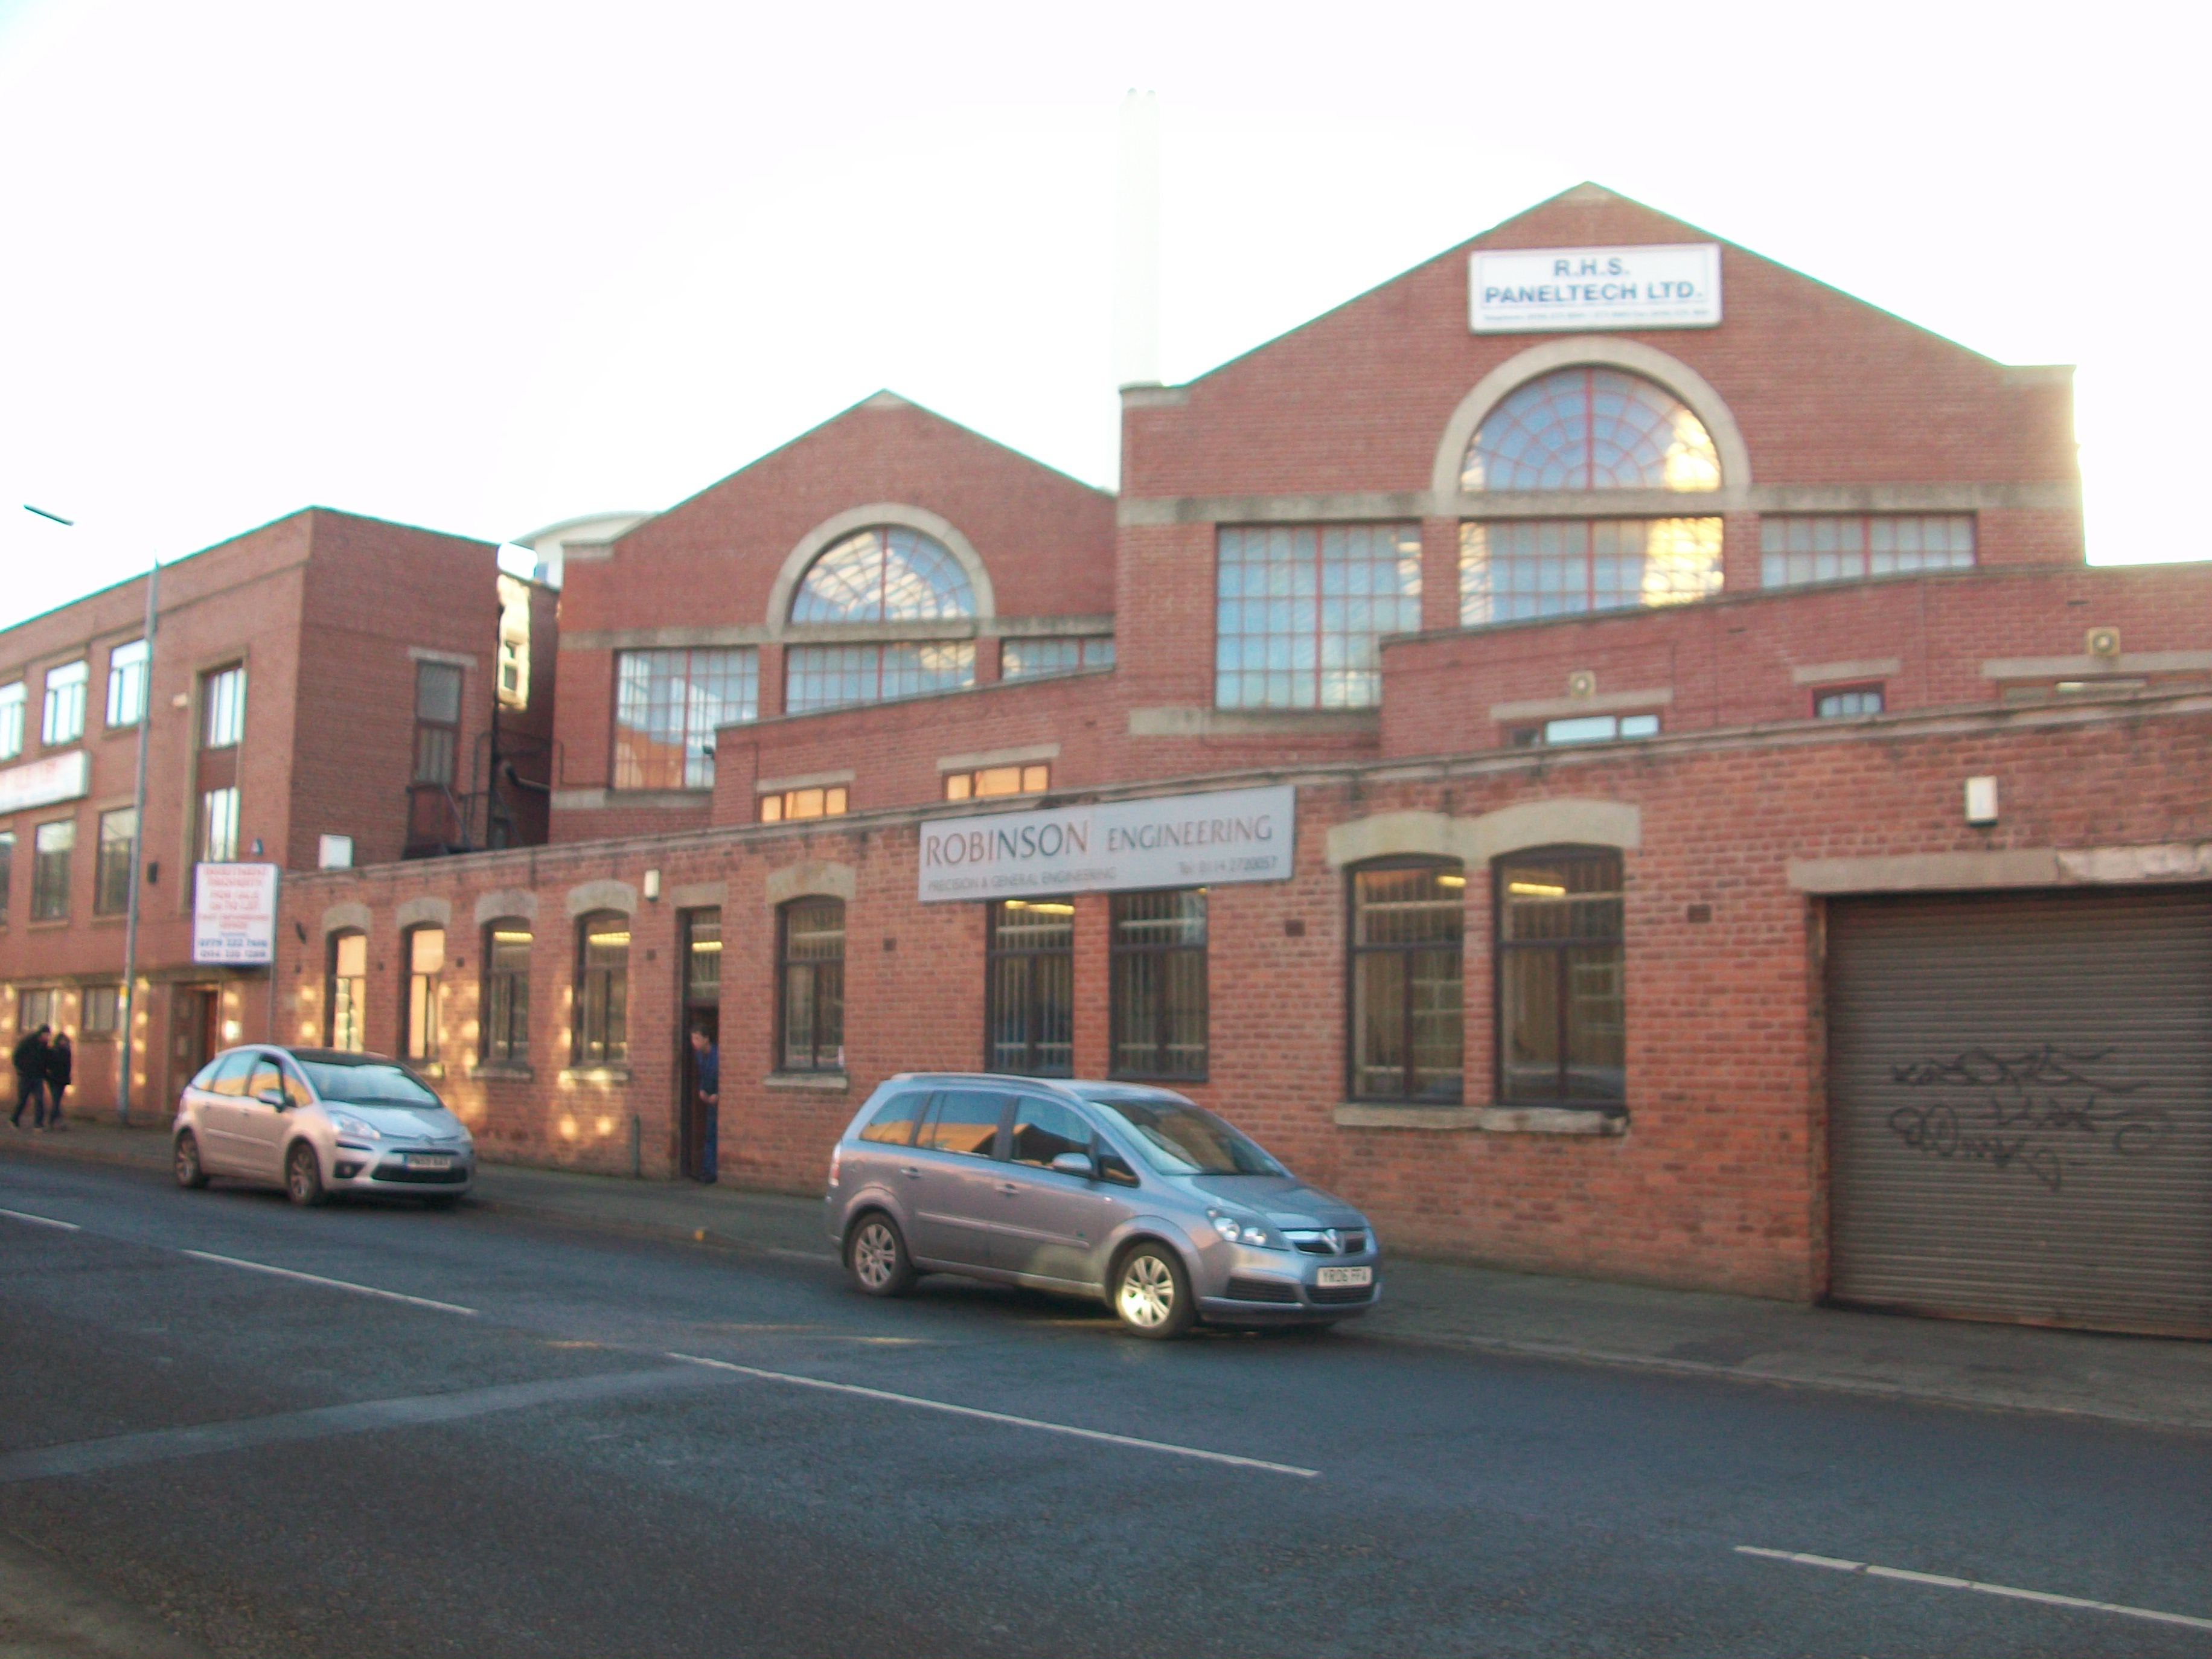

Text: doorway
xmin=170 ymin=986 xmax=220 ymax=1092
xmin=679 ymin=909 xmax=721 ymax=1180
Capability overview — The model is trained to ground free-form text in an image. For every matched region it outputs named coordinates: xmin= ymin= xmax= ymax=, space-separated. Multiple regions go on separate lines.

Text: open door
xmin=679 ymin=910 xmax=721 ymax=1179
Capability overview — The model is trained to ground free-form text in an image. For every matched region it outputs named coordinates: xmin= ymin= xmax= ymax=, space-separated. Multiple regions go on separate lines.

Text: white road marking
xmin=0 ymin=1206 xmax=80 ymax=1231
xmin=179 ymin=1250 xmax=477 ymax=1316
xmin=668 ymin=1351 xmax=1320 ymax=1478
xmin=1735 ymin=1546 xmax=2212 ymax=1634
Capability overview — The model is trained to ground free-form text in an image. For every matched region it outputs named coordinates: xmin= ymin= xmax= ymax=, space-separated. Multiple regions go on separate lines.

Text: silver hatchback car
xmin=173 ymin=1046 xmax=476 ymax=1207
xmin=825 ymin=1076 xmax=1380 ymax=1338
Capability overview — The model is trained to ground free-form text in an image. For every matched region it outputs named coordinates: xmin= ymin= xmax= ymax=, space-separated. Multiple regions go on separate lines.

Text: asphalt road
xmin=2 ymin=1156 xmax=2208 ymax=1659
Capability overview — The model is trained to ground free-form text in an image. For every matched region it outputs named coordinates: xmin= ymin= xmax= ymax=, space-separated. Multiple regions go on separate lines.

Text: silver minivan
xmin=825 ymin=1075 xmax=1380 ymax=1338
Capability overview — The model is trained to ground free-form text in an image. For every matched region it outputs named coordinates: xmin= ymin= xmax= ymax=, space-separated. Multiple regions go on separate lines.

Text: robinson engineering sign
xmin=1469 ymin=243 xmax=1721 ymax=333
xmin=917 ymin=785 xmax=1296 ymax=903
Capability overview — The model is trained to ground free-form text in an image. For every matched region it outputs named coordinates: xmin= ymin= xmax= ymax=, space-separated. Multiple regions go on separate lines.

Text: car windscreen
xmin=297 ymin=1061 xmax=441 ymax=1108
xmin=1083 ymin=1097 xmax=1283 ymax=1177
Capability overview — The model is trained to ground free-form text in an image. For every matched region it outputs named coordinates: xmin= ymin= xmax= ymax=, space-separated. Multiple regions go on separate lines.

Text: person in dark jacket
xmin=689 ymin=1025 xmax=719 ymax=1183
xmin=10 ymin=1027 xmax=51 ymax=1131
xmin=43 ymin=1032 xmax=72 ymax=1130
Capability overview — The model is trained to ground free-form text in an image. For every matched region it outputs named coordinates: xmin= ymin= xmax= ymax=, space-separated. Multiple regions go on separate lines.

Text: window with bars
xmin=777 ymin=897 xmax=845 ymax=1073
xmin=791 ymin=526 xmax=975 ymax=622
xmin=1215 ymin=524 xmax=1422 ymax=710
xmin=482 ymin=925 xmax=531 ymax=1063
xmin=201 ymin=665 xmax=246 ymax=749
xmin=783 ymin=642 xmax=976 ymax=714
xmin=943 ymin=764 xmax=1047 ymax=802
xmin=106 ymin=639 xmax=149 ymax=729
xmin=31 ymin=819 xmax=73 ymax=921
xmin=1348 ymin=862 xmax=1463 ymax=1102
xmin=1460 ymin=519 xmax=1722 ymax=625
xmin=198 ymin=787 xmax=239 ymax=864
xmin=613 ymin=648 xmax=757 ymax=790
xmin=574 ymin=914 xmax=630 ymax=1066
xmin=1001 ymin=637 xmax=1115 ymax=680
xmin=1110 ymin=889 xmax=1207 ymax=1079
xmin=95 ymin=808 xmax=135 ymax=915
xmin=328 ymin=932 xmax=367 ymax=1051
xmin=1814 ymin=685 xmax=1885 ymax=718
xmin=759 ymin=785 xmax=848 ymax=823
xmin=985 ymin=899 xmax=1073 ymax=1076
xmin=1760 ymin=514 xmax=1975 ymax=588
xmin=0 ymin=682 xmax=22 ymax=760
xmin=412 ymin=662 xmax=462 ymax=786
xmin=1495 ymin=849 xmax=1625 ymax=1108
xmin=1462 ymin=368 xmax=1720 ymax=493
xmin=403 ymin=927 xmax=444 ymax=1063
xmin=42 ymin=661 xmax=87 ymax=746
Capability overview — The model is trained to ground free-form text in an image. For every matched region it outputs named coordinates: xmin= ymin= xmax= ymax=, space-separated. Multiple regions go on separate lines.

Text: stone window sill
xmin=467 ymin=1062 xmax=535 ymax=1082
xmin=763 ymin=1070 xmax=849 ymax=1092
xmin=559 ymin=1065 xmax=632 ymax=1086
xmin=1333 ymin=1103 xmax=1627 ymax=1136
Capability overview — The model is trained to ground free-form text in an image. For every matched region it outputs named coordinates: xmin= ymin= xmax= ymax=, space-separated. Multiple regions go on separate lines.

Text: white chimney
xmin=1113 ymin=89 xmax=1162 ymax=389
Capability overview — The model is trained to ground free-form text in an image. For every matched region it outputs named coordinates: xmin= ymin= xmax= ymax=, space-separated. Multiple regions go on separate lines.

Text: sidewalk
xmin=11 ymin=1114 xmax=2211 ymax=1434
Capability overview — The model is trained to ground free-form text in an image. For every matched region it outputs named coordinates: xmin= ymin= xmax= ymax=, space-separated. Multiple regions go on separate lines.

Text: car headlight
xmin=1209 ymin=1213 xmax=1279 ymax=1249
xmin=329 ymin=1114 xmax=381 ymax=1140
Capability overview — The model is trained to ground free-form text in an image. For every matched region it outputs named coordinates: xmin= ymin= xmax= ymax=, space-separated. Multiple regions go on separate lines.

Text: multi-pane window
xmin=943 ymin=764 xmax=1047 ymax=802
xmin=784 ymin=642 xmax=976 ymax=714
xmin=759 ymin=785 xmax=848 ymax=823
xmin=1215 ymin=524 xmax=1422 ymax=710
xmin=202 ymin=665 xmax=246 ymax=749
xmin=791 ymin=526 xmax=976 ymax=623
xmin=1761 ymin=515 xmax=1975 ymax=589
xmin=105 ymin=639 xmax=149 ymax=729
xmin=82 ymin=985 xmax=121 ymax=1037
xmin=95 ymin=808 xmax=136 ymax=915
xmin=19 ymin=988 xmax=56 ymax=1032
xmin=574 ymin=913 xmax=629 ymax=1066
xmin=412 ymin=662 xmax=462 ymax=786
xmin=613 ymin=648 xmax=758 ymax=789
xmin=404 ymin=927 xmax=444 ymax=1063
xmin=0 ymin=682 xmax=22 ymax=759
xmin=1510 ymin=712 xmax=1661 ymax=747
xmin=199 ymin=787 xmax=239 ymax=864
xmin=778 ymin=898 xmax=845 ymax=1073
xmin=31 ymin=819 xmax=73 ymax=921
xmin=1001 ymin=637 xmax=1115 ymax=680
xmin=1495 ymin=850 xmax=1625 ymax=1108
xmin=328 ymin=932 xmax=367 ymax=1051
xmin=1462 ymin=368 xmax=1720 ymax=493
xmin=1814 ymin=686 xmax=1885 ymax=718
xmin=1348 ymin=862 xmax=1464 ymax=1102
xmin=1460 ymin=519 xmax=1722 ymax=625
xmin=482 ymin=925 xmax=532 ymax=1063
xmin=1110 ymin=889 xmax=1207 ymax=1079
xmin=985 ymin=900 xmax=1073 ymax=1076
xmin=41 ymin=661 xmax=87 ymax=746
xmin=0 ymin=830 xmax=13 ymax=924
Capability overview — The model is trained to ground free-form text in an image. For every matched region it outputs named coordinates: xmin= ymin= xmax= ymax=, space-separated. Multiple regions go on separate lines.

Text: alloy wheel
xmin=1118 ymin=1252 xmax=1177 ymax=1328
xmin=852 ymin=1221 xmax=898 ymax=1291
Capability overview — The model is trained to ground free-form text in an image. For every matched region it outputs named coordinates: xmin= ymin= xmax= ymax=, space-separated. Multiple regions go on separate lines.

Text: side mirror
xmin=1048 ymin=1150 xmax=1095 ymax=1179
xmin=255 ymin=1088 xmax=288 ymax=1109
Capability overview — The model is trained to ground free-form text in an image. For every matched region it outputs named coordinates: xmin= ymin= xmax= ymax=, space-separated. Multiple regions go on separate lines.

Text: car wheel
xmin=174 ymin=1131 xmax=209 ymax=1190
xmin=846 ymin=1212 xmax=916 ymax=1297
xmin=285 ymin=1141 xmax=327 ymax=1207
xmin=1112 ymin=1242 xmax=1195 ymax=1339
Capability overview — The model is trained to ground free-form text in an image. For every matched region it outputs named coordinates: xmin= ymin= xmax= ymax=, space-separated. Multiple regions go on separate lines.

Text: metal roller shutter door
xmin=1827 ymin=889 xmax=2212 ymax=1337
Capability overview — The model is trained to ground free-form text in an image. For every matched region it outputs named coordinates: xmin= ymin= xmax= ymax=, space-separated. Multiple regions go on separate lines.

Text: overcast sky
xmin=0 ymin=0 xmax=2201 ymax=627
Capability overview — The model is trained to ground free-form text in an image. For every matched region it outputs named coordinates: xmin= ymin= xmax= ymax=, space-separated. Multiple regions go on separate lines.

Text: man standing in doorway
xmin=10 ymin=1026 xmax=51 ymax=1131
xmin=689 ymin=1024 xmax=719 ymax=1183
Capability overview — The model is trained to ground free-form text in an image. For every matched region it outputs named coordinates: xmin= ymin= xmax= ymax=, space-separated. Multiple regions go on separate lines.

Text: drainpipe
xmin=117 ymin=557 xmax=159 ymax=1125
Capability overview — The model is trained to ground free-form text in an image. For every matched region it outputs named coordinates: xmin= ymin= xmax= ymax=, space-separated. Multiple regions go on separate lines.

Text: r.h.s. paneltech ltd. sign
xmin=916 ymin=785 xmax=1296 ymax=903
xmin=1469 ymin=243 xmax=1721 ymax=333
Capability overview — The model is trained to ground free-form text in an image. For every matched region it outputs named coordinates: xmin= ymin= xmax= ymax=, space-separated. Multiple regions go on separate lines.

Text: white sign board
xmin=0 ymin=749 xmax=89 ymax=815
xmin=1469 ymin=243 xmax=1721 ymax=333
xmin=193 ymin=863 xmax=279 ymax=965
xmin=918 ymin=785 xmax=1296 ymax=903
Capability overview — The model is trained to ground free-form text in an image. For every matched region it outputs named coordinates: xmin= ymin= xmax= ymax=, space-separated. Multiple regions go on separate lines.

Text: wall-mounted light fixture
xmin=1964 ymin=776 xmax=1999 ymax=826
xmin=642 ymin=868 xmax=662 ymax=902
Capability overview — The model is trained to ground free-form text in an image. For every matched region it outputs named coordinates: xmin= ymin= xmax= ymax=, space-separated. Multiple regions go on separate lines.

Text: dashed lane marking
xmin=666 ymin=1351 xmax=1320 ymax=1478
xmin=1735 ymin=1546 xmax=2212 ymax=1634
xmin=179 ymin=1249 xmax=478 ymax=1316
xmin=0 ymin=1207 xmax=80 ymax=1231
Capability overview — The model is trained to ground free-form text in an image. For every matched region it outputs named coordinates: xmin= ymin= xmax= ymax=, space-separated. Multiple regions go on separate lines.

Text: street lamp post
xmin=117 ymin=557 xmax=159 ymax=1124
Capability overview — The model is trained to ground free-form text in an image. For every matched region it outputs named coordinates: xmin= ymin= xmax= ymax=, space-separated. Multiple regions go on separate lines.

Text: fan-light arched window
xmin=1462 ymin=368 xmax=1720 ymax=494
xmin=790 ymin=526 xmax=976 ymax=623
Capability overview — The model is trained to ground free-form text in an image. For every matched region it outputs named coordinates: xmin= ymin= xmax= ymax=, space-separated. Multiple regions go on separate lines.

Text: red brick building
xmin=0 ymin=508 xmax=553 ymax=1115
xmin=69 ymin=186 xmax=2212 ymax=1332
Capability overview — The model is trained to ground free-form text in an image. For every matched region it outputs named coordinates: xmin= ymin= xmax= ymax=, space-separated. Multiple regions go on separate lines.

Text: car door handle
xmin=994 ymin=1181 xmax=1020 ymax=1195
xmin=899 ymin=1166 xmax=921 ymax=1179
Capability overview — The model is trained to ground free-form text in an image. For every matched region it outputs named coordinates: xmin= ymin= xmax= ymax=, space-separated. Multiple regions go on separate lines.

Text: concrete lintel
xmin=406 ymin=647 xmax=479 ymax=670
xmin=765 ymin=860 xmax=855 ymax=909
xmin=762 ymin=1071 xmax=851 ymax=1092
xmin=1791 ymin=657 xmax=1903 ymax=686
xmin=562 ymin=625 xmax=772 ymax=653
xmin=982 ymin=615 xmax=1116 ymax=640
xmin=1119 ymin=491 xmax=1434 ymax=528
xmin=473 ymin=888 xmax=539 ymax=927
xmin=1788 ymin=849 xmax=2061 ymax=893
xmin=565 ymin=878 xmax=639 ymax=919
xmin=2056 ymin=843 xmax=2212 ymax=883
xmin=392 ymin=895 xmax=451 ymax=932
xmin=1983 ymin=651 xmax=2212 ymax=679
xmin=756 ymin=769 xmax=856 ymax=794
xmin=550 ymin=788 xmax=711 ymax=813
xmin=666 ymin=881 xmax=726 ymax=910
xmin=1489 ymin=688 xmax=1673 ymax=723
xmin=319 ymin=901 xmax=371 ymax=937
xmin=1326 ymin=799 xmax=1641 ymax=870
xmin=1129 ymin=706 xmax=1380 ymax=738
xmin=936 ymin=743 xmax=1060 ymax=773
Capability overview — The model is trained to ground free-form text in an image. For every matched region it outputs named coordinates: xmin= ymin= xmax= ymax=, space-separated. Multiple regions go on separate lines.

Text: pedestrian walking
xmin=689 ymin=1025 xmax=719 ymax=1183
xmin=44 ymin=1032 xmax=72 ymax=1130
xmin=10 ymin=1026 xmax=52 ymax=1131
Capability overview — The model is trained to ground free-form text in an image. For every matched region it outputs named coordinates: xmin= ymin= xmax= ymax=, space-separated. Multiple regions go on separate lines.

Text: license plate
xmin=404 ymin=1154 xmax=454 ymax=1171
xmin=1317 ymin=1265 xmax=1372 ymax=1287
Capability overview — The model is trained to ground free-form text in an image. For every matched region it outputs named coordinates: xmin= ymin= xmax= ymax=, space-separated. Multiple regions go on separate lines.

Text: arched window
xmin=574 ymin=912 xmax=629 ymax=1066
xmin=790 ymin=526 xmax=976 ymax=623
xmin=778 ymin=898 xmax=845 ymax=1074
xmin=481 ymin=922 xmax=531 ymax=1064
xmin=327 ymin=930 xmax=366 ymax=1052
xmin=1462 ymin=368 xmax=1719 ymax=494
xmin=1495 ymin=848 xmax=1624 ymax=1108
xmin=1347 ymin=861 xmax=1464 ymax=1102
